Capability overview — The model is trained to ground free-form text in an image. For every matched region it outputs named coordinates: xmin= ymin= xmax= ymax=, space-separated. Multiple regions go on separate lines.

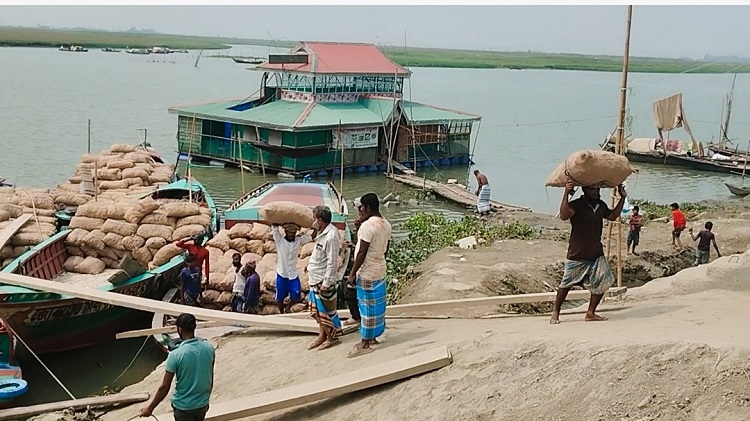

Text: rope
xmin=108 ymin=336 xmax=151 ymax=387
xmin=7 ymin=324 xmax=76 ymax=400
xmin=18 ymin=189 xmax=43 ymax=239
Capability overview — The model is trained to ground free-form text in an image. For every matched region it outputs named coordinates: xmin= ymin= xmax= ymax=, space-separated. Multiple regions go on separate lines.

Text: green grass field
xmin=2 ymin=26 xmax=748 ymax=74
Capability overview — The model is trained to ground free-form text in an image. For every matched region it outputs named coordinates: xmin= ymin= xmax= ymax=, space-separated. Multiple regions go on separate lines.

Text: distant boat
xmin=232 ymin=57 xmax=263 ymax=64
xmin=127 ymin=48 xmax=150 ymax=55
xmin=101 ymin=47 xmax=121 ymax=53
xmin=151 ymin=46 xmax=170 ymax=54
xmin=174 ymin=49 xmax=189 ymax=53
xmin=59 ymin=44 xmax=88 ymax=52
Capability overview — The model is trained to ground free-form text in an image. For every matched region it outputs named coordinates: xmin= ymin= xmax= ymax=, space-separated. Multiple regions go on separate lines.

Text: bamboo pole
xmin=255 ymin=126 xmax=266 ymax=182
xmin=338 ymin=120 xmax=344 ymax=205
xmin=606 ymin=5 xmax=633 ymax=288
xmin=237 ymin=136 xmax=246 ymax=195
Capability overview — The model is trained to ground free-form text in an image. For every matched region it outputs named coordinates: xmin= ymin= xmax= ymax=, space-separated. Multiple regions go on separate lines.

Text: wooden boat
xmin=101 ymin=47 xmax=121 ymax=53
xmin=0 ymin=179 xmax=217 ymax=354
xmin=0 ymin=318 xmax=27 ymax=408
xmin=127 ymin=48 xmax=150 ymax=55
xmin=59 ymin=45 xmax=88 ymax=52
xmin=231 ymin=57 xmax=263 ymax=64
xmin=725 ymin=183 xmax=750 ymax=197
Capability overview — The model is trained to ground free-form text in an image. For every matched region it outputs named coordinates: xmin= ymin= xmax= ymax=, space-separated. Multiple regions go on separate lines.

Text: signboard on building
xmin=333 ymin=127 xmax=379 ymax=149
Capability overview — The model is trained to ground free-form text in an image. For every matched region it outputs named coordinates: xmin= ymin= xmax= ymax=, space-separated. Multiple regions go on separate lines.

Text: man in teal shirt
xmin=141 ymin=313 xmax=215 ymax=420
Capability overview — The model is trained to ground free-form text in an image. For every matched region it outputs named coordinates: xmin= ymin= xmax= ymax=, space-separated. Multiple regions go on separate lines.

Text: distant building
xmin=169 ymin=41 xmax=481 ymax=177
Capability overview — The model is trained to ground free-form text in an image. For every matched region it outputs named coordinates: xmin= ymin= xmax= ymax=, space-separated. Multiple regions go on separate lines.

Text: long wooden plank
xmin=0 ymin=392 xmax=149 ymax=421
xmin=0 ymin=214 xmax=32 ymax=249
xmin=115 ymin=321 xmax=228 ymax=339
xmin=154 ymin=346 xmax=452 ymax=421
xmin=0 ymin=272 xmax=318 ymax=334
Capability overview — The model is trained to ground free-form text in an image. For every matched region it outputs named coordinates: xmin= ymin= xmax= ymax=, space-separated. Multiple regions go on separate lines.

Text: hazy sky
xmin=2 ymin=5 xmax=750 ymax=59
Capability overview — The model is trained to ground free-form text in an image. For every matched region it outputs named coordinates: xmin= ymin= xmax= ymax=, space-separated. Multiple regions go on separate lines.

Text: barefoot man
xmin=550 ymin=180 xmax=626 ymax=324
xmin=306 ymin=206 xmax=343 ymax=350
xmin=474 ymin=169 xmax=491 ymax=216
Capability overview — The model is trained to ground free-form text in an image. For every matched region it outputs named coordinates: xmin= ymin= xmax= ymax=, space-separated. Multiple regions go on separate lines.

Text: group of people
xmin=625 ymin=202 xmax=720 ymax=266
xmin=141 ymin=194 xmax=392 ymax=420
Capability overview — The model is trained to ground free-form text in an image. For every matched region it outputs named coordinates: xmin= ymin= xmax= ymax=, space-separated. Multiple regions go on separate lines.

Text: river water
xmin=2 ymin=44 xmax=749 ymax=405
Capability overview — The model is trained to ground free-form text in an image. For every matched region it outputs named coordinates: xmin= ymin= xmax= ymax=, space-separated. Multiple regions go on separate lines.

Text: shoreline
xmin=2 ymin=27 xmax=749 ymax=74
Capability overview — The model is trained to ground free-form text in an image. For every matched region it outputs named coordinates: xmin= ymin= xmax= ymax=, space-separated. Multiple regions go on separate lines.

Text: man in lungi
xmin=550 ymin=179 xmax=626 ymax=324
xmin=306 ymin=206 xmax=343 ymax=351
xmin=474 ymin=169 xmax=491 ymax=216
xmin=347 ymin=193 xmax=391 ymax=358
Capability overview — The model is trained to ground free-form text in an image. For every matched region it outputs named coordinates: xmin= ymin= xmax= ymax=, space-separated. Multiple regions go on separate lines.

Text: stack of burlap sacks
xmin=201 ymin=223 xmax=347 ymax=315
xmin=0 ymin=187 xmax=60 ymax=268
xmin=62 ymin=197 xmax=212 ymax=276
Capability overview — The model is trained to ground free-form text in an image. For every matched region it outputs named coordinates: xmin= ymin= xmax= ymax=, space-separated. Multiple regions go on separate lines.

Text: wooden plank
xmin=115 ymin=321 xmax=228 ymax=339
xmin=154 ymin=346 xmax=452 ymax=421
xmin=0 ymin=272 xmax=319 ymax=334
xmin=0 ymin=214 xmax=32 ymax=249
xmin=383 ymin=287 xmax=627 ymax=315
xmin=0 ymin=392 xmax=150 ymax=421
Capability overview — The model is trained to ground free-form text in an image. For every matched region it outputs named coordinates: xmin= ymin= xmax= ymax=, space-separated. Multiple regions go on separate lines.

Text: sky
xmin=2 ymin=5 xmax=750 ymax=59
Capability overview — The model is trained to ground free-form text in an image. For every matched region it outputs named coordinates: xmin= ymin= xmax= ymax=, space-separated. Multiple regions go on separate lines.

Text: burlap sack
xmin=100 ymin=257 xmax=120 ymax=269
xmin=299 ymin=242 xmax=315 ymax=259
xmin=213 ymin=272 xmax=236 ymax=292
xmin=148 ymin=174 xmax=172 ymax=184
xmin=79 ymin=245 xmax=99 ymax=258
xmin=228 ymin=223 xmax=254 ymax=239
xmin=107 ymin=203 xmax=131 ymax=220
xmin=261 ymin=272 xmax=277 ymax=292
xmin=69 ymin=216 xmax=105 ymax=231
xmin=107 ymin=159 xmax=135 ymax=170
xmin=207 ymin=246 xmax=223 ymax=262
xmin=133 ymin=163 xmax=154 ymax=174
xmin=102 ymin=232 xmax=125 ymax=250
xmin=122 ymin=235 xmax=146 ymax=251
xmin=152 ymin=243 xmax=184 ymax=266
xmin=98 ymin=180 xmax=130 ymax=190
xmin=67 ymin=246 xmax=84 ymax=257
xmin=80 ymin=153 xmax=100 ymax=164
xmin=259 ymin=201 xmax=314 ymax=228
xmin=172 ymin=225 xmax=206 ymax=242
xmin=16 ymin=194 xmax=54 ymax=210
xmin=64 ymin=256 xmax=85 ymax=272
xmin=54 ymin=193 xmax=89 ymax=207
xmin=0 ymin=246 xmax=12 ymax=260
xmin=140 ymin=211 xmax=176 ymax=228
xmin=137 ymin=224 xmax=174 ymax=241
xmin=246 ymin=239 xmax=264 ymax=255
xmin=299 ymin=270 xmax=310 ymax=292
xmin=545 ymin=149 xmax=637 ymax=188
xmin=263 ymin=240 xmax=277 ymax=254
xmin=123 ymin=178 xmax=144 ymax=188
xmin=22 ymin=208 xmax=55 ymax=217
xmin=250 ymin=223 xmax=271 ymax=241
xmin=202 ymin=290 xmax=220 ymax=304
xmin=74 ymin=256 xmax=106 ymax=275
xmin=76 ymin=202 xmax=111 ymax=220
xmin=0 ymin=195 xmax=17 ymax=205
xmin=124 ymin=152 xmax=154 ymax=164
xmin=124 ymin=197 xmax=160 ymax=224
xmin=66 ymin=229 xmax=89 ymax=246
xmin=132 ymin=247 xmax=152 ymax=267
xmin=261 ymin=253 xmax=277 ymax=269
xmin=241 ymin=253 xmax=263 ymax=265
xmin=11 ymin=246 xmax=29 ymax=258
xmin=96 ymin=168 xmax=121 ymax=181
xmin=228 ymin=238 xmax=247 ymax=254
xmin=102 ymin=219 xmax=138 ymax=237
xmin=0 ymin=210 xmax=9 ymax=223
xmin=216 ymin=291 xmax=232 ymax=306
xmin=162 ymin=202 xmax=201 ymax=218
xmin=289 ymin=303 xmax=307 ymax=313
xmin=145 ymin=237 xmax=167 ymax=250
xmin=206 ymin=232 xmax=231 ymax=252
xmin=176 ymin=214 xmax=211 ymax=229
xmin=82 ymin=230 xmax=107 ymax=252
xmin=111 ymin=144 xmax=136 ymax=153
xmin=0 ymin=204 xmax=22 ymax=218
xmin=69 ymin=176 xmax=83 ymax=184
xmin=121 ymin=168 xmax=149 ymax=181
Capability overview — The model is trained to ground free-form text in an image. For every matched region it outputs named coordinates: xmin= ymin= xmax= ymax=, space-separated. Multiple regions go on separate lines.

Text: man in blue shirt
xmin=141 ymin=313 xmax=215 ymax=420
xmin=179 ymin=255 xmax=202 ymax=307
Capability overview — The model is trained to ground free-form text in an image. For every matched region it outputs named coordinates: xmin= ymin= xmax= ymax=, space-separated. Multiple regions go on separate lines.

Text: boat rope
xmin=17 ymin=189 xmax=43 ymax=239
xmin=108 ymin=335 xmax=152 ymax=388
xmin=6 ymin=324 xmax=77 ymax=400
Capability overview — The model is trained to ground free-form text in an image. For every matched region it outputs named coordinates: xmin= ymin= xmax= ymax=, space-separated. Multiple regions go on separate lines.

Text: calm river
xmin=1 ymin=44 xmax=748 ymax=404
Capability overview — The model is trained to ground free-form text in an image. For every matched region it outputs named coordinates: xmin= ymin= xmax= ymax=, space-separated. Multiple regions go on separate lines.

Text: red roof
xmin=256 ymin=42 xmax=411 ymax=77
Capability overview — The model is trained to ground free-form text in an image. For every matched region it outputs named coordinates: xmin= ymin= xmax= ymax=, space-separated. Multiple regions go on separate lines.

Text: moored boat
xmin=0 ymin=179 xmax=217 ymax=354
xmin=101 ymin=47 xmax=121 ymax=53
xmin=725 ymin=183 xmax=750 ymax=197
xmin=59 ymin=45 xmax=88 ymax=52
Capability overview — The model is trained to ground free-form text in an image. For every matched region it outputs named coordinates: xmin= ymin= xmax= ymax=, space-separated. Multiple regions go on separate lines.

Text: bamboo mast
xmin=338 ymin=120 xmax=344 ymax=210
xmin=605 ymin=5 xmax=632 ymax=288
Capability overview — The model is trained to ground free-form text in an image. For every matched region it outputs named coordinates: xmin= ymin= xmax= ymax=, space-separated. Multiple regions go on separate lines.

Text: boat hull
xmin=725 ymin=183 xmax=750 ymax=197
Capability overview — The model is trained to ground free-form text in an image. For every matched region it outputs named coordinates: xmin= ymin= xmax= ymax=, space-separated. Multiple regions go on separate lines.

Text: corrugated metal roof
xmin=169 ymin=98 xmax=398 ymax=130
xmin=256 ymin=42 xmax=411 ymax=77
xmin=401 ymin=101 xmax=482 ymax=124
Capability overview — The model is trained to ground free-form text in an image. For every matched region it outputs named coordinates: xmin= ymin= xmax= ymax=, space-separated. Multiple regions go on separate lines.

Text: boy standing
xmin=669 ymin=203 xmax=686 ymax=249
xmin=627 ymin=205 xmax=643 ymax=255
xmin=689 ymin=222 xmax=721 ymax=266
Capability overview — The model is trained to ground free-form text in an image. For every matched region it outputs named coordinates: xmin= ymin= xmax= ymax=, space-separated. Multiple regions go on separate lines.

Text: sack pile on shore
xmin=201 ymin=223 xmax=348 ymax=314
xmin=0 ymin=186 xmax=64 ymax=268
xmin=63 ymin=198 xmax=213 ymax=275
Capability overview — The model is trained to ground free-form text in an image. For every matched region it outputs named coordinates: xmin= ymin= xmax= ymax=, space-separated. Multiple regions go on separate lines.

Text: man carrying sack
xmin=550 ymin=179 xmax=626 ymax=325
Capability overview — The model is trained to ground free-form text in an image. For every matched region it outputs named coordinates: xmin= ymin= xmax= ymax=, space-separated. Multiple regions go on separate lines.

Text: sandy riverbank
xmin=30 ymin=199 xmax=750 ymax=420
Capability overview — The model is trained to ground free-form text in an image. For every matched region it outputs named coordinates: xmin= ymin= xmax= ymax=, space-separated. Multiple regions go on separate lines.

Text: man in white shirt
xmin=306 ymin=205 xmax=343 ymax=351
xmin=347 ymin=193 xmax=391 ymax=358
xmin=271 ymin=223 xmax=313 ymax=314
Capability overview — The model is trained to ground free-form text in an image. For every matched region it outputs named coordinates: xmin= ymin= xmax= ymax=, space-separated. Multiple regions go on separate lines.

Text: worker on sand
xmin=690 ymin=221 xmax=721 ymax=266
xmin=474 ymin=170 xmax=491 ymax=216
xmin=140 ymin=313 xmax=215 ymax=421
xmin=306 ymin=205 xmax=342 ymax=351
xmin=669 ymin=203 xmax=687 ymax=249
xmin=271 ymin=223 xmax=313 ymax=314
xmin=551 ymin=180 xmax=626 ymax=325
xmin=626 ymin=205 xmax=642 ymax=255
xmin=347 ymin=193 xmax=392 ymax=358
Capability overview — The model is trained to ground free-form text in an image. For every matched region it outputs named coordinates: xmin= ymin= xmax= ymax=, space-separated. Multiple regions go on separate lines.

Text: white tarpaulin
xmin=333 ymin=127 xmax=379 ymax=149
